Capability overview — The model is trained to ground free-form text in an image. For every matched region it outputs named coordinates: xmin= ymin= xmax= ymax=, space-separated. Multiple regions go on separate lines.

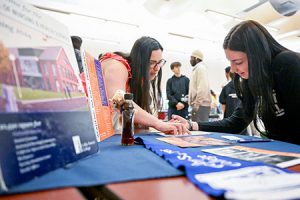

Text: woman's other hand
xmin=171 ymin=115 xmax=199 ymax=131
xmin=170 ymin=115 xmax=189 ymax=128
xmin=155 ymin=120 xmax=190 ymax=135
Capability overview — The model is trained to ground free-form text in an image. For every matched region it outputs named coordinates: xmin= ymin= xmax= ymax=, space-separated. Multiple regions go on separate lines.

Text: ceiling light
xmin=276 ymin=30 xmax=300 ymax=40
xmin=265 ymin=25 xmax=279 ymax=32
xmin=168 ymin=32 xmax=194 ymax=39
xmin=33 ymin=5 xmax=139 ymax=28
xmin=33 ymin=5 xmax=71 ymax=15
xmin=238 ymin=0 xmax=268 ymax=13
xmin=205 ymin=9 xmax=279 ymax=32
xmin=82 ymin=36 xmax=120 ymax=45
xmin=165 ymin=49 xmax=188 ymax=55
xmin=205 ymin=9 xmax=243 ymax=23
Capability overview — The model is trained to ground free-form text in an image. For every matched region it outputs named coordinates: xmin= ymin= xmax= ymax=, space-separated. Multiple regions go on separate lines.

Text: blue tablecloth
xmin=138 ymin=132 xmax=300 ymax=153
xmin=2 ymin=133 xmax=184 ymax=194
xmin=137 ymin=133 xmax=300 ymax=198
xmin=2 ymin=132 xmax=300 ymax=195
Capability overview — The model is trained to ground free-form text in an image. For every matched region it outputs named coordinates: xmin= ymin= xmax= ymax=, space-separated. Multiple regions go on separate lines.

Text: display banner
xmin=0 ymin=0 xmax=98 ymax=190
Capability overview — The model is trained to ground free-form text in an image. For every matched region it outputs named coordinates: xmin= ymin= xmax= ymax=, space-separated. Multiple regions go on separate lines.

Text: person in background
xmin=71 ymin=36 xmax=87 ymax=96
xmin=209 ymin=89 xmax=218 ymax=115
xmin=101 ymin=36 xmax=188 ymax=135
xmin=221 ymin=66 xmax=231 ymax=88
xmin=166 ymin=61 xmax=190 ymax=120
xmin=98 ymin=53 xmax=103 ymax=61
xmin=189 ymin=50 xmax=211 ymax=122
xmin=171 ymin=20 xmax=300 ymax=144
xmin=219 ymin=68 xmax=248 ymax=135
xmin=224 ymin=66 xmax=231 ymax=82
xmin=219 ymin=67 xmax=239 ymax=118
xmin=71 ymin=36 xmax=83 ymax=73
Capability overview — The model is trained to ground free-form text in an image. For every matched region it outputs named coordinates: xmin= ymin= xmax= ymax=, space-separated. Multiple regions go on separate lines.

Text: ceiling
xmin=21 ymin=0 xmax=300 ymax=93
xmin=25 ymin=0 xmax=300 ymax=53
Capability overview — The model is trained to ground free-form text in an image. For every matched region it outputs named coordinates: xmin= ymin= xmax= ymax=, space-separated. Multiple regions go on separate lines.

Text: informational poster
xmin=81 ymin=51 xmax=114 ymax=141
xmin=0 ymin=0 xmax=98 ymax=191
xmin=202 ymin=146 xmax=300 ymax=168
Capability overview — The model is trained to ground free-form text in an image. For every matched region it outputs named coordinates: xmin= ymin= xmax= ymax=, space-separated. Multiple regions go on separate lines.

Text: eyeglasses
xmin=149 ymin=59 xmax=166 ymax=69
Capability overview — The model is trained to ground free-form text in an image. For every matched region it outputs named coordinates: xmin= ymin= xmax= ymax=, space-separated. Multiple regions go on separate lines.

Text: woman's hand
xmin=170 ymin=115 xmax=189 ymax=129
xmin=109 ymin=89 xmax=125 ymax=110
xmin=171 ymin=115 xmax=199 ymax=131
xmin=154 ymin=120 xmax=190 ymax=135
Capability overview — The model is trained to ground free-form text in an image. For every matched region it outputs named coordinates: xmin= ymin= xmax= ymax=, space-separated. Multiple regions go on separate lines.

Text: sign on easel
xmin=0 ymin=0 xmax=98 ymax=191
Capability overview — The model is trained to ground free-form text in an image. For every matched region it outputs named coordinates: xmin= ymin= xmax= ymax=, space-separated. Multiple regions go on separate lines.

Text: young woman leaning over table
xmin=172 ymin=20 xmax=300 ymax=145
xmin=100 ymin=36 xmax=189 ymax=135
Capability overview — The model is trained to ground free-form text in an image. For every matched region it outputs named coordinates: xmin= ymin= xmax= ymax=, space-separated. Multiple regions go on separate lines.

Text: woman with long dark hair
xmin=172 ymin=20 xmax=300 ymax=144
xmin=101 ymin=36 xmax=188 ymax=134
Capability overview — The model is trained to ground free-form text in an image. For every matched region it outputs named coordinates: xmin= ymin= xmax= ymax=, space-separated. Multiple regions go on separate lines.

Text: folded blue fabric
xmin=138 ymin=135 xmax=297 ymax=198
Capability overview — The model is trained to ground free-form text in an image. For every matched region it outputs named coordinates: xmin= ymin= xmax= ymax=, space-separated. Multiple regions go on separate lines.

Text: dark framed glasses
xmin=149 ymin=59 xmax=166 ymax=69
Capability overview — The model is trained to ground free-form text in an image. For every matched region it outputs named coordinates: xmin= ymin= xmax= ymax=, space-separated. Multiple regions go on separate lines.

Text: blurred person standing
xmin=71 ymin=36 xmax=83 ymax=73
xmin=219 ymin=67 xmax=239 ymax=118
xmin=166 ymin=61 xmax=189 ymax=120
xmin=189 ymin=50 xmax=211 ymax=121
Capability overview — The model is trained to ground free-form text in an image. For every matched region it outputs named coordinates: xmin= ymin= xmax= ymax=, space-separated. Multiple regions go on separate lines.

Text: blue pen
xmin=237 ymin=138 xmax=273 ymax=143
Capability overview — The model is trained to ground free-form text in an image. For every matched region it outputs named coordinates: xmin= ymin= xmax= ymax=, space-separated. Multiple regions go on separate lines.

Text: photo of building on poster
xmin=0 ymin=0 xmax=88 ymax=113
xmin=0 ymin=44 xmax=87 ymax=112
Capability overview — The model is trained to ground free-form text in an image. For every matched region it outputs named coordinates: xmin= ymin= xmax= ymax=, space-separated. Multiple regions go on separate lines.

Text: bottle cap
xmin=124 ymin=93 xmax=133 ymax=100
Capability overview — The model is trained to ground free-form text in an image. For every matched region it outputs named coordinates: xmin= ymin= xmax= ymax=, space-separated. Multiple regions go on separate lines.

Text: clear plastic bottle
xmin=121 ymin=93 xmax=135 ymax=145
xmin=180 ymin=94 xmax=189 ymax=103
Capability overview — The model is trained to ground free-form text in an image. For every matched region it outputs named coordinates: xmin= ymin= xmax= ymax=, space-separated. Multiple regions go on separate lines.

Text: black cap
xmin=124 ymin=93 xmax=133 ymax=100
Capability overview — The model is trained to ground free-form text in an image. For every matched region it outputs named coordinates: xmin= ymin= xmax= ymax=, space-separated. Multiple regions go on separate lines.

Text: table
xmin=98 ymin=164 xmax=300 ymax=200
xmin=95 ymin=129 xmax=300 ymax=200
xmin=2 ymin=130 xmax=300 ymax=200
xmin=0 ymin=188 xmax=85 ymax=200
xmin=101 ymin=177 xmax=212 ymax=200
xmin=2 ymin=164 xmax=300 ymax=200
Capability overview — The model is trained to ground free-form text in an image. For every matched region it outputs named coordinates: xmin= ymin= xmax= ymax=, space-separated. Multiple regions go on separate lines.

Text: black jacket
xmin=166 ymin=75 xmax=190 ymax=108
xmin=199 ymin=51 xmax=300 ymax=145
xmin=219 ymin=81 xmax=240 ymax=118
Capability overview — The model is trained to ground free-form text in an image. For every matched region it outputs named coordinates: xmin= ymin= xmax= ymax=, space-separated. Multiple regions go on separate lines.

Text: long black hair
xmin=223 ymin=20 xmax=288 ymax=132
xmin=126 ymin=36 xmax=163 ymax=113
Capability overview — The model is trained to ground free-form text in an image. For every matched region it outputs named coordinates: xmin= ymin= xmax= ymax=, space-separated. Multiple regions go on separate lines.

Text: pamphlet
xmin=202 ymin=146 xmax=300 ymax=168
xmin=0 ymin=0 xmax=98 ymax=191
xmin=157 ymin=135 xmax=232 ymax=147
xmin=194 ymin=166 xmax=300 ymax=199
xmin=157 ymin=131 xmax=211 ymax=137
xmin=81 ymin=51 xmax=114 ymax=141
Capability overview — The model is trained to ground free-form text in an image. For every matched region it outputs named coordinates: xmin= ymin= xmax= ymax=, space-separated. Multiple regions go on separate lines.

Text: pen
xmin=237 ymin=138 xmax=273 ymax=143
